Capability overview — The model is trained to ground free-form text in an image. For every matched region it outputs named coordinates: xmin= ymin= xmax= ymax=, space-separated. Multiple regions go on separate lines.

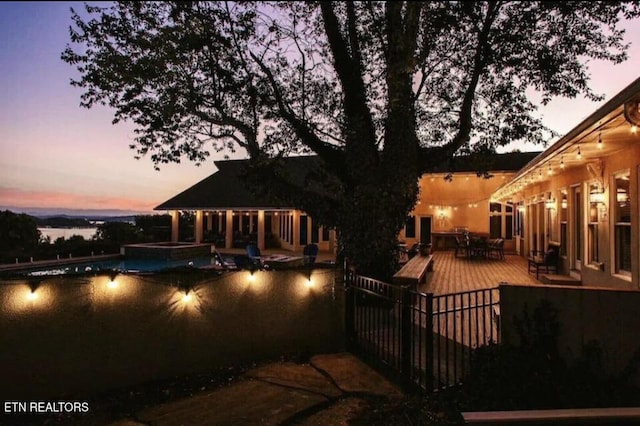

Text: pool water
xmin=24 ymin=256 xmax=233 ymax=277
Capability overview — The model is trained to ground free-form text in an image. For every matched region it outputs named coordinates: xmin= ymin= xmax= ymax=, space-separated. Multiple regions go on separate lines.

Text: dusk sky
xmin=1 ymin=2 xmax=639 ymax=215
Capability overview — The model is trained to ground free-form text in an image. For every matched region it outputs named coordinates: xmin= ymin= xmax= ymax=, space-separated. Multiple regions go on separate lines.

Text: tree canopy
xmin=63 ymin=1 xmax=639 ymax=278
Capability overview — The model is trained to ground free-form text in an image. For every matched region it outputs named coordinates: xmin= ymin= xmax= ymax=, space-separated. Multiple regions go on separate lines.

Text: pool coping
xmin=0 ymin=254 xmax=122 ymax=273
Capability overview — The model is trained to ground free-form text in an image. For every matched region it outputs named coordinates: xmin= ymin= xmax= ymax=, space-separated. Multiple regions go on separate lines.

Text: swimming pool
xmin=18 ymin=255 xmax=233 ymax=277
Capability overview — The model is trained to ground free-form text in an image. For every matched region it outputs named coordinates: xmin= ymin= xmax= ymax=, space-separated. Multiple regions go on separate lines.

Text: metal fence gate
xmin=345 ymin=271 xmax=500 ymax=391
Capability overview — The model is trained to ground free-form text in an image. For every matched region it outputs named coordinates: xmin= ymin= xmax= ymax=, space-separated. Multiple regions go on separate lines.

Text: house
xmin=156 ymin=76 xmax=640 ymax=289
xmin=492 ymin=76 xmax=640 ymax=289
xmin=155 ymin=152 xmax=536 ymax=254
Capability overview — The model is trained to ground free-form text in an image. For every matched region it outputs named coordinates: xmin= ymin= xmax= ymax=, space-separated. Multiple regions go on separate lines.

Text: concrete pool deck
xmin=107 ymin=353 xmax=402 ymax=426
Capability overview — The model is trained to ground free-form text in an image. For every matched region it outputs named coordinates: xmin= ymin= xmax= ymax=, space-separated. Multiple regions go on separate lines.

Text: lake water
xmin=38 ymin=227 xmax=98 ymax=242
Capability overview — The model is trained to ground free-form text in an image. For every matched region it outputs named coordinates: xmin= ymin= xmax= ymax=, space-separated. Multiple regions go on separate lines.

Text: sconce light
xmin=561 ymin=199 xmax=568 ymax=209
xmin=107 ymin=272 xmax=118 ymax=289
xmin=589 ymin=188 xmax=606 ymax=205
xmin=545 ymin=198 xmax=556 ymax=210
xmin=617 ymin=188 xmax=629 ymax=206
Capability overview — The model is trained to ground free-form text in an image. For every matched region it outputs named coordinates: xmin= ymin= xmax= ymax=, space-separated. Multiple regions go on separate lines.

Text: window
xmin=516 ymin=203 xmax=525 ymax=238
xmin=489 ymin=202 xmax=512 ymax=240
xmin=587 ymin=183 xmax=599 ymax=264
xmin=405 ymin=215 xmax=416 ymax=238
xmin=311 ymin=218 xmax=319 ymax=244
xmin=560 ymin=191 xmax=568 ymax=257
xmin=614 ymin=173 xmax=631 ymax=275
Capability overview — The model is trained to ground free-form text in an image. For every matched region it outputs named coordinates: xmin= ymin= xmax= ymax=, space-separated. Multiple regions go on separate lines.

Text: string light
xmin=597 ymin=132 xmax=603 ymax=150
xmin=560 ymin=156 xmax=565 ymax=170
xmin=547 ymin=164 xmax=552 ymax=175
xmin=576 ymin=146 xmax=582 ymax=160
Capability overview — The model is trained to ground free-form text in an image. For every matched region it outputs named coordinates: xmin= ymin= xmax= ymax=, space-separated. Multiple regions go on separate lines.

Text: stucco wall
xmin=500 ymin=283 xmax=640 ymax=378
xmin=0 ymin=269 xmax=345 ymax=399
xmin=399 ymin=172 xmax=515 ymax=246
xmin=514 ymin=142 xmax=640 ymax=289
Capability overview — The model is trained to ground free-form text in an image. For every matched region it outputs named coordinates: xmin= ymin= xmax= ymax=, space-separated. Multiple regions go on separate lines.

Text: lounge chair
xmin=246 ymin=244 xmax=263 ymax=268
xmin=528 ymin=243 xmax=560 ymax=279
xmin=303 ymin=243 xmax=319 ymax=267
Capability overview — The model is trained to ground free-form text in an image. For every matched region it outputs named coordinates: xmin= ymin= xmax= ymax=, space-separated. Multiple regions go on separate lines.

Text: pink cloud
xmin=0 ymin=187 xmax=157 ymax=212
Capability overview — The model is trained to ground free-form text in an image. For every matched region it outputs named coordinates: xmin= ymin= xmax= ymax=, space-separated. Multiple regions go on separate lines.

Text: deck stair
xmin=540 ymin=274 xmax=581 ymax=286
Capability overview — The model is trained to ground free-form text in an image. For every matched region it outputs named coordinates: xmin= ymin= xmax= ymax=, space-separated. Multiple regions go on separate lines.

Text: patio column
xmin=171 ymin=210 xmax=179 ymax=243
xmin=292 ymin=210 xmax=300 ymax=251
xmin=206 ymin=212 xmax=213 ymax=232
xmin=195 ymin=210 xmax=203 ymax=244
xmin=225 ymin=210 xmax=233 ymax=249
xmin=257 ymin=210 xmax=265 ymax=250
xmin=329 ymin=229 xmax=337 ymax=254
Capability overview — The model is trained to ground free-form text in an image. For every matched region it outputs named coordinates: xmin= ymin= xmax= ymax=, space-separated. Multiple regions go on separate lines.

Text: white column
xmin=195 ymin=210 xmax=203 ymax=244
xmin=171 ymin=210 xmax=179 ymax=243
xmin=206 ymin=212 xmax=213 ymax=232
xmin=257 ymin=210 xmax=265 ymax=251
xmin=329 ymin=229 xmax=337 ymax=254
xmin=225 ymin=210 xmax=233 ymax=249
xmin=292 ymin=210 xmax=300 ymax=251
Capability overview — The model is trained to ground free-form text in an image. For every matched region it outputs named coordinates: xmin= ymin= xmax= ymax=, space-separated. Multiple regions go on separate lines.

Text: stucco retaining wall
xmin=500 ymin=283 xmax=640 ymax=378
xmin=0 ymin=269 xmax=345 ymax=399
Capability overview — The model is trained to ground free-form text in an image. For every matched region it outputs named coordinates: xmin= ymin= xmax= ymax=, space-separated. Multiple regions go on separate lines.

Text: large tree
xmin=63 ymin=1 xmax=638 ymax=278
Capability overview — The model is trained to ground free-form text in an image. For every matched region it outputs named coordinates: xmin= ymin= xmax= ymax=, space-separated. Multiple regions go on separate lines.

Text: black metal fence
xmin=345 ymin=271 xmax=500 ymax=391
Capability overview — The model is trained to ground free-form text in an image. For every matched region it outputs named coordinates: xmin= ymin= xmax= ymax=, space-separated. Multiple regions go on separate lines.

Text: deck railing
xmin=346 ymin=271 xmax=500 ymax=391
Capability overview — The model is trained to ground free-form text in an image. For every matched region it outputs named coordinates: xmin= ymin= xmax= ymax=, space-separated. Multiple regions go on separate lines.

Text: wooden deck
xmin=419 ymin=252 xmax=541 ymax=295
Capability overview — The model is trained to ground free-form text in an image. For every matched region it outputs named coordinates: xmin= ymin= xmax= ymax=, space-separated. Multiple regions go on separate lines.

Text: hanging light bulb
xmin=576 ymin=146 xmax=582 ymax=160
xmin=547 ymin=163 xmax=552 ymax=175
xmin=560 ymin=156 xmax=565 ymax=170
xmin=597 ymin=132 xmax=603 ymax=150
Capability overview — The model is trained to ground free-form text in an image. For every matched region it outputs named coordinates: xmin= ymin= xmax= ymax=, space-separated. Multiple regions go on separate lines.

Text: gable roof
xmin=154 ymin=152 xmax=540 ymax=211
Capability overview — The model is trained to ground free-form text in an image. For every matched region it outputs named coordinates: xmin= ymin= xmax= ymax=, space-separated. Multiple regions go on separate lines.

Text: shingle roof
xmin=154 ymin=152 xmax=540 ymax=210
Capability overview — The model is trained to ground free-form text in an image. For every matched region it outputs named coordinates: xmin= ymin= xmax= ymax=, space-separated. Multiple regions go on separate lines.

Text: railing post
xmin=401 ymin=286 xmax=412 ymax=377
xmin=344 ymin=258 xmax=356 ymax=351
xmin=425 ymin=292 xmax=434 ymax=391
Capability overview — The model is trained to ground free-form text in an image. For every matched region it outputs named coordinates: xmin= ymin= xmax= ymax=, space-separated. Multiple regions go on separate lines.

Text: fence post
xmin=401 ymin=286 xmax=412 ymax=377
xmin=344 ymin=258 xmax=355 ymax=351
xmin=425 ymin=292 xmax=434 ymax=391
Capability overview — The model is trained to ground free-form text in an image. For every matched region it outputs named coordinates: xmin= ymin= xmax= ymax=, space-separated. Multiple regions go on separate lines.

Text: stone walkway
xmin=108 ymin=353 xmax=402 ymax=426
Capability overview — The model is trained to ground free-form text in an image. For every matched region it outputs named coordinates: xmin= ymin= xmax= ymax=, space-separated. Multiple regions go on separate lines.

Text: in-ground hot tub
xmin=121 ymin=242 xmax=213 ymax=260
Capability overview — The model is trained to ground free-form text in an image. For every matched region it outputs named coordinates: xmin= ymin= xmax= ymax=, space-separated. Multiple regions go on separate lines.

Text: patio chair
xmin=303 ymin=243 xmax=319 ymax=267
xmin=246 ymin=243 xmax=263 ymax=268
xmin=454 ymin=236 xmax=469 ymax=257
xmin=488 ymin=238 xmax=505 ymax=260
xmin=528 ymin=243 xmax=560 ymax=279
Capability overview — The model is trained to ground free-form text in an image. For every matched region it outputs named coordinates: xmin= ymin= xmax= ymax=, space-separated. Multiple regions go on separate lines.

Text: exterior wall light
xmin=545 ymin=198 xmax=556 ymax=210
xmin=181 ymin=291 xmax=192 ymax=303
xmin=617 ymin=188 xmax=629 ymax=206
xmin=27 ymin=290 xmax=38 ymax=301
xmin=589 ymin=189 xmax=606 ymax=205
xmin=561 ymin=199 xmax=568 ymax=209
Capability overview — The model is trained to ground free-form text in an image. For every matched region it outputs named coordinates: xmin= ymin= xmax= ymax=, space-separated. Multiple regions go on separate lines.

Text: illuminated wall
xmin=0 ymin=269 xmax=344 ymax=399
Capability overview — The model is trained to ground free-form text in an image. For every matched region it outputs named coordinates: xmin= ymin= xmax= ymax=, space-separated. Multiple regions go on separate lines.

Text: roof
xmin=154 ymin=151 xmax=541 ymax=210
xmin=155 ymin=156 xmax=320 ymax=211
xmin=442 ymin=151 xmax=541 ymax=173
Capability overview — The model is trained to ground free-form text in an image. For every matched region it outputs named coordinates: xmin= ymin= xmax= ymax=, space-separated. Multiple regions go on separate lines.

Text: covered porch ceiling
xmin=492 ymin=77 xmax=640 ymax=202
